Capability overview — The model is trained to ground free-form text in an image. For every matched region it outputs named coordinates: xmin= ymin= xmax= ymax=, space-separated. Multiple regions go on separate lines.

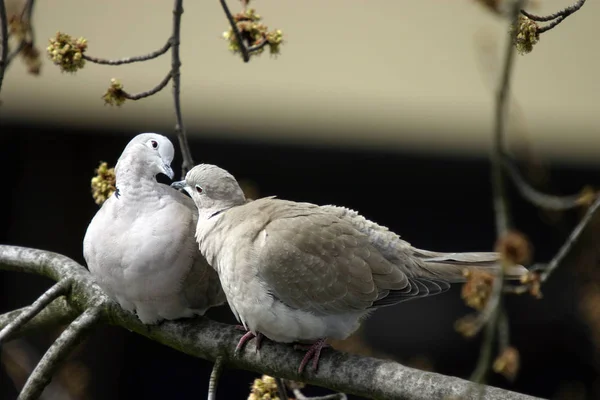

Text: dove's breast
xmin=84 ymin=187 xmax=214 ymax=323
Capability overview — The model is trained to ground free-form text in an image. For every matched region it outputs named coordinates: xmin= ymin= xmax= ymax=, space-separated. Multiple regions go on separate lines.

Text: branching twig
xmin=521 ymin=0 xmax=586 ymax=33
xmin=4 ymin=0 xmax=36 ymax=69
xmin=536 ymin=195 xmax=600 ymax=282
xmin=0 ymin=279 xmax=71 ymax=344
xmin=123 ymin=72 xmax=172 ymax=101
xmin=0 ymin=0 xmax=8 ymax=94
xmin=502 ymin=155 xmax=588 ymax=210
xmin=171 ymin=0 xmax=194 ymax=175
xmin=0 ymin=245 xmax=542 ymax=400
xmin=468 ymin=0 xmax=524 ymax=391
xmin=208 ymin=356 xmax=224 ymax=400
xmin=0 ymin=299 xmax=79 ymax=342
xmin=83 ymin=40 xmax=171 ymax=65
xmin=18 ymin=306 xmax=102 ymax=400
xmin=220 ymin=0 xmax=250 ymax=63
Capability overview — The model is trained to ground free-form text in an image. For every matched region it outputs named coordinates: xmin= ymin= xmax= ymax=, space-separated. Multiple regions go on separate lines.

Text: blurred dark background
xmin=1 ymin=122 xmax=599 ymax=400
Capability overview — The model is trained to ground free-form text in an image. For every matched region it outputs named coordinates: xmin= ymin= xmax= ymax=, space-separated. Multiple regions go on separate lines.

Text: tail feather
xmin=412 ymin=248 xmax=528 ymax=282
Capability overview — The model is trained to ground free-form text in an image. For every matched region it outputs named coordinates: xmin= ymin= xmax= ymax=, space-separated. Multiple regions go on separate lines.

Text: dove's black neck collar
xmin=208 ymin=207 xmax=233 ymax=219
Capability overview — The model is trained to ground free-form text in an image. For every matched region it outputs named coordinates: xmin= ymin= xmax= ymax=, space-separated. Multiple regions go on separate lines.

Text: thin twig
xmin=521 ymin=0 xmax=585 ymax=22
xmin=219 ymin=0 xmax=250 ymax=63
xmin=83 ymin=40 xmax=171 ymax=65
xmin=0 ymin=279 xmax=71 ymax=344
xmin=123 ymin=71 xmax=172 ymax=100
xmin=521 ymin=0 xmax=586 ymax=34
xmin=18 ymin=306 xmax=102 ymax=400
xmin=6 ymin=40 xmax=25 ymax=63
xmin=469 ymin=0 xmax=524 ymax=390
xmin=171 ymin=0 xmax=194 ymax=176
xmin=497 ymin=308 xmax=510 ymax=352
xmin=492 ymin=0 xmax=523 ymax=237
xmin=502 ymin=155 xmax=585 ymax=210
xmin=538 ymin=195 xmax=600 ymax=282
xmin=208 ymin=356 xmax=224 ymax=400
xmin=247 ymin=39 xmax=268 ymax=54
xmin=4 ymin=0 xmax=36 ymax=67
xmin=0 ymin=0 xmax=9 ymax=95
xmin=276 ymin=377 xmax=290 ymax=400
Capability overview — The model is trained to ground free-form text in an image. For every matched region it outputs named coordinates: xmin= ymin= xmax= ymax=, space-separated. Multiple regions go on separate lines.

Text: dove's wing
xmin=252 ymin=199 xmax=439 ymax=315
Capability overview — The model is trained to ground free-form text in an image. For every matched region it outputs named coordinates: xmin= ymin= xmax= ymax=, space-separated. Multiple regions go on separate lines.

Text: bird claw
xmin=234 ymin=327 xmax=264 ymax=355
xmin=296 ymin=338 xmax=329 ymax=374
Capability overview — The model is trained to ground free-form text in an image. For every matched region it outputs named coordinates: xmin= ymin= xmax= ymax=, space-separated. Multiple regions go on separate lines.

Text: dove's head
xmin=115 ymin=133 xmax=175 ymax=181
xmin=172 ymin=164 xmax=246 ymax=214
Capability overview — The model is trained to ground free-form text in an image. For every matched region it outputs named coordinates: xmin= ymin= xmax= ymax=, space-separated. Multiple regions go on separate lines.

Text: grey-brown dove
xmin=172 ymin=163 xmax=527 ymax=372
xmin=83 ymin=134 xmax=226 ymax=324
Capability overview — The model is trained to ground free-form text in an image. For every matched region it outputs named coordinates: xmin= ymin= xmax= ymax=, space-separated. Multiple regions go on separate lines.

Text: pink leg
xmin=235 ymin=331 xmax=257 ymax=354
xmin=297 ymin=338 xmax=329 ymax=374
xmin=234 ymin=326 xmax=265 ymax=354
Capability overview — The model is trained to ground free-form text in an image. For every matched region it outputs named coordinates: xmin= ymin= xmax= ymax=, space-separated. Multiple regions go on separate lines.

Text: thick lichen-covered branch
xmin=18 ymin=306 xmax=102 ymax=400
xmin=0 ymin=279 xmax=71 ymax=344
xmin=0 ymin=245 xmax=540 ymax=400
xmin=0 ymin=299 xmax=79 ymax=341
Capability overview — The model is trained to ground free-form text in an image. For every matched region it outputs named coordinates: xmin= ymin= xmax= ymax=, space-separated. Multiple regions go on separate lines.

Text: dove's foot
xmin=234 ymin=327 xmax=264 ymax=354
xmin=295 ymin=338 xmax=330 ymax=374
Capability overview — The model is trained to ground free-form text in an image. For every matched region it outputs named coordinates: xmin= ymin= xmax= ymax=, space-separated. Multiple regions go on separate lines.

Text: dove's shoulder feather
xmin=237 ymin=199 xmax=409 ymax=315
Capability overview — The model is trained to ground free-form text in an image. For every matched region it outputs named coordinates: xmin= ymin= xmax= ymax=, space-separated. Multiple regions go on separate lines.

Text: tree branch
xmin=502 ymin=155 xmax=587 ymax=210
xmin=0 ymin=245 xmax=541 ymax=400
xmin=537 ymin=194 xmax=600 ymax=282
xmin=219 ymin=0 xmax=250 ymax=63
xmin=0 ymin=0 xmax=9 ymax=95
xmin=468 ymin=0 xmax=523 ymax=389
xmin=0 ymin=298 xmax=79 ymax=342
xmin=0 ymin=280 xmax=71 ymax=344
xmin=122 ymin=71 xmax=172 ymax=101
xmin=521 ymin=0 xmax=586 ymax=33
xmin=276 ymin=377 xmax=290 ymax=400
xmin=491 ymin=0 xmax=522 ymax=238
xmin=83 ymin=40 xmax=171 ymax=65
xmin=171 ymin=0 xmax=194 ymax=176
xmin=3 ymin=0 xmax=36 ymax=72
xmin=207 ymin=356 xmax=224 ymax=400
xmin=18 ymin=306 xmax=102 ymax=400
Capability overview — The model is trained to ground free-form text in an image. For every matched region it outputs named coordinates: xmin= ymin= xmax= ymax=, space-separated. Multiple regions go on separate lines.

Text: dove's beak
xmin=170 ymin=180 xmax=187 ymax=191
xmin=171 ymin=180 xmax=193 ymax=198
xmin=162 ymin=164 xmax=175 ymax=180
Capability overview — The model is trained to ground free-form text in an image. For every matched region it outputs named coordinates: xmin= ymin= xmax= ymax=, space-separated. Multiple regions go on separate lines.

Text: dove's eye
xmin=195 ymin=185 xmax=203 ymax=194
xmin=150 ymin=140 xmax=158 ymax=149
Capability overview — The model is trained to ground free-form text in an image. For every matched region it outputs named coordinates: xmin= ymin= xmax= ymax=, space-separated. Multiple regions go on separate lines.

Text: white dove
xmin=83 ymin=134 xmax=226 ymax=324
xmin=172 ymin=163 xmax=527 ymax=373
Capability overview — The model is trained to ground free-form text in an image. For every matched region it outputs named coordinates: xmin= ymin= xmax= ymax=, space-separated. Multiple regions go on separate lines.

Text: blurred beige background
xmin=1 ymin=0 xmax=598 ymax=164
